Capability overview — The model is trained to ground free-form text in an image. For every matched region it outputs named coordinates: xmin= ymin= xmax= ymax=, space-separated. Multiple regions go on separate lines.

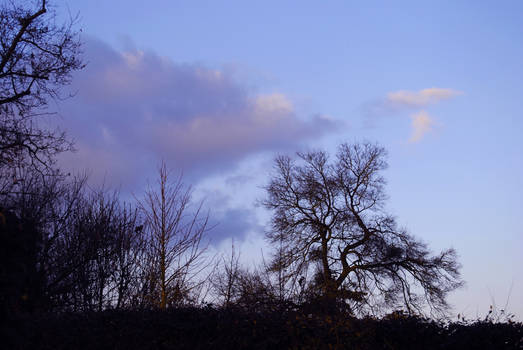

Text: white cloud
xmin=387 ymin=88 xmax=462 ymax=108
xmin=408 ymin=110 xmax=433 ymax=143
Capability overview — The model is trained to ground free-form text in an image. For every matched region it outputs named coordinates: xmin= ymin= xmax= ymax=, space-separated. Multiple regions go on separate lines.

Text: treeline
xmin=2 ymin=162 xmax=522 ymax=350
xmin=0 ymin=162 xmax=319 ymax=315
xmin=1 ymin=163 xmax=219 ymax=315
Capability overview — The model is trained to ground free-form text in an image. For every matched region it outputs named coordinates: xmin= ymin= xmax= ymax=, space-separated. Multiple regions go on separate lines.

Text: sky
xmin=50 ymin=0 xmax=523 ymax=319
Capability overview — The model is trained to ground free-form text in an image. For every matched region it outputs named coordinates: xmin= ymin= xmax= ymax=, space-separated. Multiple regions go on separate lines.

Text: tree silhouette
xmin=263 ymin=142 xmax=463 ymax=316
xmin=137 ymin=162 xmax=210 ymax=309
xmin=0 ymin=0 xmax=83 ymax=171
xmin=0 ymin=167 xmax=146 ymax=313
xmin=61 ymin=188 xmax=144 ymax=312
xmin=0 ymin=168 xmax=86 ymax=313
xmin=210 ymin=240 xmax=243 ymax=307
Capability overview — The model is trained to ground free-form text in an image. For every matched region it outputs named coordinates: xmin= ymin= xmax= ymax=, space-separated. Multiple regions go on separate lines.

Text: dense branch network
xmin=138 ymin=162 xmax=210 ymax=309
xmin=0 ymin=0 xmax=83 ymax=171
xmin=263 ymin=142 xmax=463 ymax=316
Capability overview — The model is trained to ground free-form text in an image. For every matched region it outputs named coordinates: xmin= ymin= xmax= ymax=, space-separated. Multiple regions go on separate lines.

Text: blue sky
xmin=53 ymin=0 xmax=522 ymax=319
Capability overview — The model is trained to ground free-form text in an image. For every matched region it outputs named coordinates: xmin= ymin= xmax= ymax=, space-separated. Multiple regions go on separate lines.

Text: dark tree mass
xmin=263 ymin=143 xmax=463 ymax=316
xmin=0 ymin=165 xmax=209 ymax=314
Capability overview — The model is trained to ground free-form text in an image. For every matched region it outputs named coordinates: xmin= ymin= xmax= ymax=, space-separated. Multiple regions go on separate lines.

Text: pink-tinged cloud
xmin=386 ymin=88 xmax=462 ymax=108
xmin=365 ymin=87 xmax=462 ymax=118
xmin=408 ymin=110 xmax=433 ymax=143
xmin=364 ymin=87 xmax=462 ymax=143
xmin=57 ymin=38 xmax=339 ymax=187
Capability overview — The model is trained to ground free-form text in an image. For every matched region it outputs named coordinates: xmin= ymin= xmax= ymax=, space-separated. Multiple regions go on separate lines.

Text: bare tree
xmin=63 ymin=189 xmax=145 ymax=312
xmin=0 ymin=0 xmax=83 ymax=171
xmin=210 ymin=240 xmax=301 ymax=311
xmin=0 ymin=166 xmax=147 ymax=313
xmin=210 ymin=239 xmax=242 ymax=307
xmin=138 ymin=162 xmax=210 ymax=309
xmin=263 ymin=142 xmax=463 ymax=316
xmin=0 ymin=166 xmax=87 ymax=312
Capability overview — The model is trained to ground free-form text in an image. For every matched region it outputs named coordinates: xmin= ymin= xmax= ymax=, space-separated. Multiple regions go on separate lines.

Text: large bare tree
xmin=0 ymin=0 xmax=83 ymax=171
xmin=263 ymin=142 xmax=463 ymax=316
xmin=138 ymin=162 xmax=210 ymax=309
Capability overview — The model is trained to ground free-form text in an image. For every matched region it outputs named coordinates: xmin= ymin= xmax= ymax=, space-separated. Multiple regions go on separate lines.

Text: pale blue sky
xmin=53 ymin=0 xmax=523 ymax=319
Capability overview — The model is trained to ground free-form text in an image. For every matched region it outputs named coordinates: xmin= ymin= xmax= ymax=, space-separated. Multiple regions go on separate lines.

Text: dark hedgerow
xmin=2 ymin=307 xmax=522 ymax=349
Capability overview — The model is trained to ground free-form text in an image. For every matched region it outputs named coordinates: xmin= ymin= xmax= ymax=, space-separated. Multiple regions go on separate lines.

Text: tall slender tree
xmin=138 ymin=162 xmax=210 ymax=309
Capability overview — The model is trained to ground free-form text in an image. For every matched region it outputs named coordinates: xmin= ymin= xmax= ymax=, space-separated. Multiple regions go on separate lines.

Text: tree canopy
xmin=263 ymin=142 xmax=463 ymax=316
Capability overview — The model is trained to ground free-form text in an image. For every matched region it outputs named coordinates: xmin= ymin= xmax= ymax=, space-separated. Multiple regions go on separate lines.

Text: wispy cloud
xmin=387 ymin=88 xmax=462 ymax=108
xmin=365 ymin=87 xmax=461 ymax=143
xmin=408 ymin=110 xmax=433 ymax=143
xmin=57 ymin=37 xmax=340 ymax=187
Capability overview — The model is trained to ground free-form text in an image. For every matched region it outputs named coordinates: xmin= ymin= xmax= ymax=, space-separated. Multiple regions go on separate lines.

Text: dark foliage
xmin=0 ymin=206 xmax=41 ymax=316
xmin=2 ymin=307 xmax=521 ymax=349
xmin=0 ymin=169 xmax=146 ymax=314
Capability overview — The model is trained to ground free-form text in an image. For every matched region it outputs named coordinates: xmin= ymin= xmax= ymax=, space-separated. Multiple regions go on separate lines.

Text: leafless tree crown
xmin=263 ymin=142 xmax=463 ymax=316
xmin=138 ymin=162 xmax=210 ymax=309
xmin=0 ymin=0 xmax=84 ymax=170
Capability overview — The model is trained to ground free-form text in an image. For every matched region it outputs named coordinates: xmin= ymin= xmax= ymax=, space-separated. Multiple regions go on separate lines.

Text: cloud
xmin=57 ymin=37 xmax=339 ymax=188
xmin=408 ymin=110 xmax=433 ymax=143
xmin=208 ymin=208 xmax=263 ymax=244
xmin=387 ymin=88 xmax=462 ymax=108
xmin=364 ymin=87 xmax=461 ymax=144
xmin=365 ymin=88 xmax=462 ymax=118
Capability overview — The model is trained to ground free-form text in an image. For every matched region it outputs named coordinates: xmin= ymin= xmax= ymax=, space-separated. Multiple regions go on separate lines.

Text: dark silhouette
xmin=0 ymin=0 xmax=83 ymax=171
xmin=0 ymin=168 xmax=144 ymax=313
xmin=0 ymin=206 xmax=40 ymax=315
xmin=263 ymin=142 xmax=463 ymax=316
xmin=1 ymin=152 xmax=520 ymax=349
xmin=136 ymin=162 xmax=210 ymax=309
xmin=210 ymin=240 xmax=243 ymax=307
